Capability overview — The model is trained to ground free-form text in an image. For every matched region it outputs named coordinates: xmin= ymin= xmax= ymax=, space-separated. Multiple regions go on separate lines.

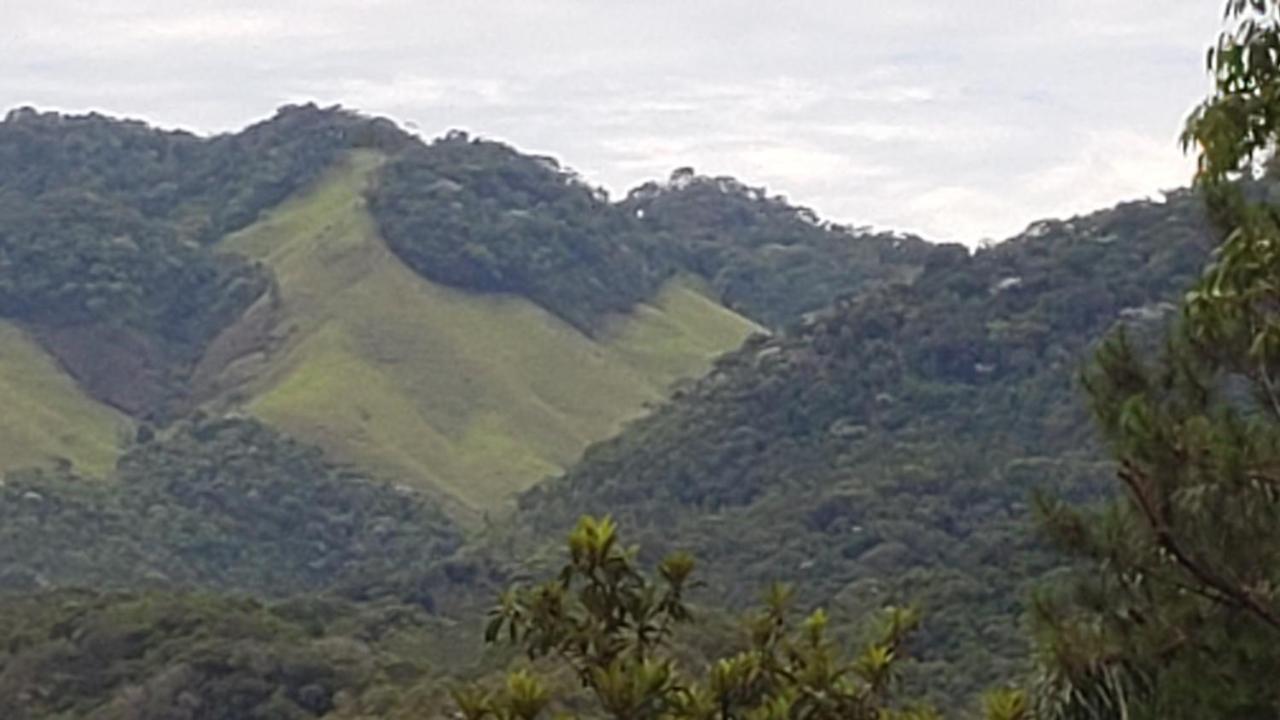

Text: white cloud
xmin=0 ymin=0 xmax=1224 ymax=244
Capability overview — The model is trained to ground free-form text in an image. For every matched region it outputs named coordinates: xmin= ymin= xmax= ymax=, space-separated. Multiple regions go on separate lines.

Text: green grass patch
xmin=0 ymin=321 xmax=129 ymax=475
xmin=602 ymin=276 xmax=764 ymax=385
xmin=217 ymin=151 xmax=758 ymax=511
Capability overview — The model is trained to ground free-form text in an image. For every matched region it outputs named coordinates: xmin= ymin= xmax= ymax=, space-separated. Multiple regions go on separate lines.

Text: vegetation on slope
xmin=0 ymin=590 xmax=460 ymax=720
xmin=0 ymin=104 xmax=412 ymax=418
xmin=0 ymin=103 xmax=410 ymax=242
xmin=0 ymin=320 xmax=128 ymax=475
xmin=9 ymin=1 xmax=1280 ymax=714
xmin=0 ymin=416 xmax=461 ymax=600
xmin=622 ymin=168 xmax=933 ymax=328
xmin=0 ymin=74 xmax=1260 ymax=717
xmin=0 ymin=104 xmax=929 ymax=431
xmin=1023 ymin=4 xmax=1280 ymax=716
xmin=369 ymin=132 xmax=673 ymax=334
xmin=368 ymin=138 xmax=932 ymax=334
xmin=507 ymin=191 xmax=1215 ymax=702
xmin=0 ymin=103 xmax=934 ymax=426
xmin=0 ymin=183 xmax=268 ymax=417
xmin=0 ymin=188 xmax=269 ymax=345
xmin=217 ymin=151 xmax=759 ymax=512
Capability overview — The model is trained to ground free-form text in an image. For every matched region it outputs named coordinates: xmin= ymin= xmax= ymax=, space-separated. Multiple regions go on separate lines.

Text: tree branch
xmin=1117 ymin=462 xmax=1280 ymax=631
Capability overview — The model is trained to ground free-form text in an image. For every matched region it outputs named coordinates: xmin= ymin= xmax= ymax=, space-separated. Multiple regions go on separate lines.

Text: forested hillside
xmin=622 ymin=169 xmax=932 ymax=327
xmin=506 ymin=191 xmax=1215 ymax=701
xmin=210 ymin=150 xmax=758 ymax=510
xmin=369 ymin=133 xmax=674 ymax=334
xmin=369 ymin=141 xmax=933 ymax=334
xmin=0 ymin=589 xmax=469 ymax=720
xmin=9 ymin=0 xmax=1280 ymax=713
xmin=0 ymin=416 xmax=462 ymax=599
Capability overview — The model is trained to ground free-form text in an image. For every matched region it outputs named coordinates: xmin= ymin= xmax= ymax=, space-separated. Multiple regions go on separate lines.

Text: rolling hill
xmin=208 ymin=150 xmax=760 ymax=512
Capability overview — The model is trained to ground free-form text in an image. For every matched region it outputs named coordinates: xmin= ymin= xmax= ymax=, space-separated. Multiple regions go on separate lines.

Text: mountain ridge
xmin=0 ymin=104 xmax=938 ymax=511
xmin=208 ymin=149 xmax=760 ymax=510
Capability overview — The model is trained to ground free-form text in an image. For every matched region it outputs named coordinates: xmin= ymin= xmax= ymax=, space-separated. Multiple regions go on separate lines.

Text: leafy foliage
xmin=458 ymin=516 xmax=936 ymax=720
xmin=0 ymin=416 xmax=461 ymax=601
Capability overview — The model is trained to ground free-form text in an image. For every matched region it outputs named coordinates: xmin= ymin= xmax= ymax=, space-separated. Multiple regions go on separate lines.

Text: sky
xmin=1 ymin=1 xmax=1221 ymax=245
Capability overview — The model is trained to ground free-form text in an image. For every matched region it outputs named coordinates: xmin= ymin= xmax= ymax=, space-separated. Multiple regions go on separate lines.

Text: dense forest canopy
xmin=368 ymin=143 xmax=939 ymax=333
xmin=0 ymin=190 xmax=266 ymax=349
xmin=0 ymin=589 xmax=462 ymax=720
xmin=368 ymin=132 xmax=674 ymax=333
xmin=0 ymin=104 xmax=411 ymax=241
xmin=622 ymin=169 xmax=933 ymax=327
xmin=505 ymin=190 xmax=1214 ymax=702
xmin=0 ymin=417 xmax=461 ymax=600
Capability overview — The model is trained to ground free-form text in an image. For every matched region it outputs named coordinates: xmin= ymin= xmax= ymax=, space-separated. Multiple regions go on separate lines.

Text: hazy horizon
xmin=3 ymin=1 xmax=1219 ymax=244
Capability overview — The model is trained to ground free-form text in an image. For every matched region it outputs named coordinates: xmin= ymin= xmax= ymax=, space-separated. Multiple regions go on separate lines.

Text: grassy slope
xmin=0 ymin=321 xmax=128 ymax=475
xmin=218 ymin=151 xmax=759 ymax=511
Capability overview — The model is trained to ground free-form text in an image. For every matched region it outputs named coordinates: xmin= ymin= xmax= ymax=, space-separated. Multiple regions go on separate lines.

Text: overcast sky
xmin=3 ymin=1 xmax=1220 ymax=244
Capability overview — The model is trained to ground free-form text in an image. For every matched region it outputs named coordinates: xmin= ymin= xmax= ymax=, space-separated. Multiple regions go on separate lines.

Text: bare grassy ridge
xmin=215 ymin=151 xmax=759 ymax=512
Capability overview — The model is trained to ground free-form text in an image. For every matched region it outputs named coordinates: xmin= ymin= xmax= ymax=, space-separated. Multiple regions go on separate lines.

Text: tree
xmin=454 ymin=516 xmax=940 ymax=720
xmin=1030 ymin=2 xmax=1280 ymax=717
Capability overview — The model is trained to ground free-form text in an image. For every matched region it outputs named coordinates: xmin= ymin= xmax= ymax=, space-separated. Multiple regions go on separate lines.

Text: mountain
xmin=0 ymin=105 xmax=940 ymax=515
xmin=0 ymin=104 xmax=1225 ymax=715
xmin=620 ymin=169 xmax=932 ymax=327
xmin=202 ymin=150 xmax=758 ymax=511
xmin=0 ymin=105 xmax=412 ymax=421
xmin=0 ymin=104 xmax=963 ymax=609
xmin=0 ymin=107 xmax=770 ymax=515
xmin=368 ymin=136 xmax=932 ymax=334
